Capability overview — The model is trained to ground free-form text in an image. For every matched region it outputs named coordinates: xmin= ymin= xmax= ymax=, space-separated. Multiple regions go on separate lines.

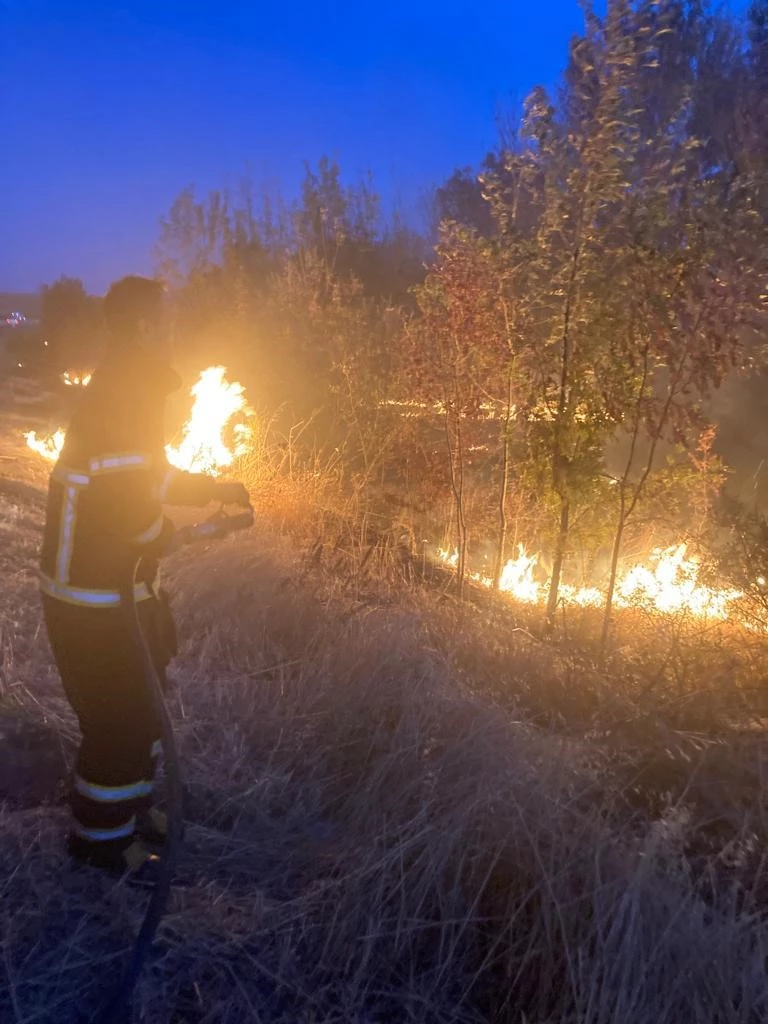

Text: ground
xmin=0 ymin=377 xmax=766 ymax=1023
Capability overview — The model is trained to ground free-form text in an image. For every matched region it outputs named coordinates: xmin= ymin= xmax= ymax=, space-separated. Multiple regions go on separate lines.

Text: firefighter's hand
xmin=214 ymin=480 xmax=251 ymax=507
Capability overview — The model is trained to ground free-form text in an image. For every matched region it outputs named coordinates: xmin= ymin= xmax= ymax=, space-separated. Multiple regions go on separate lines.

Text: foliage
xmin=144 ymin=1 xmax=768 ymax=640
xmin=464 ymin=0 xmax=766 ymax=635
xmin=39 ymin=276 xmax=102 ymax=370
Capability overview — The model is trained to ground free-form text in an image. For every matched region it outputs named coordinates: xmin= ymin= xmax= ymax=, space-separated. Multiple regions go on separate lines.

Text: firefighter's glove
xmin=214 ymin=481 xmax=251 ymax=507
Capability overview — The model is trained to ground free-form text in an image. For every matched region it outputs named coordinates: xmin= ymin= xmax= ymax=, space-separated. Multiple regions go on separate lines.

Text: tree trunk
xmin=600 ymin=495 xmax=627 ymax=656
xmin=444 ymin=406 xmax=467 ymax=601
xmin=545 ymin=496 xmax=570 ymax=629
xmin=545 ymin=237 xmax=580 ymax=632
xmin=493 ymin=372 xmax=514 ymax=589
xmin=598 ymin=346 xmax=690 ymax=653
xmin=454 ymin=413 xmax=468 ymax=601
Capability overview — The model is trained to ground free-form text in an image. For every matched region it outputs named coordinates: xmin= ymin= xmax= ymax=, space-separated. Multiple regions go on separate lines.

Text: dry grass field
xmin=0 ymin=379 xmax=766 ymax=1023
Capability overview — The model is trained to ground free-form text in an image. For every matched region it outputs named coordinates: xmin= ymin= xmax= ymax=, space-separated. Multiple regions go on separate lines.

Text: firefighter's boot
xmin=67 ymin=833 xmax=162 ymax=883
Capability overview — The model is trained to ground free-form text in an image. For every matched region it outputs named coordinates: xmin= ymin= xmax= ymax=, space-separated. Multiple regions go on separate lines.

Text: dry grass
xmin=0 ymin=419 xmax=767 ymax=1022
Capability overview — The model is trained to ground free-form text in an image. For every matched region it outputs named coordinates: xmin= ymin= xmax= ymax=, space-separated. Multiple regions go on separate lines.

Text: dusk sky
xmin=1 ymin=0 xmax=751 ymax=295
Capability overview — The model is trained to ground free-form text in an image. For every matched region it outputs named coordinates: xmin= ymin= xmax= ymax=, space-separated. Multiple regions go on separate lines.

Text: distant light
xmin=758 ymin=576 xmax=766 ymax=587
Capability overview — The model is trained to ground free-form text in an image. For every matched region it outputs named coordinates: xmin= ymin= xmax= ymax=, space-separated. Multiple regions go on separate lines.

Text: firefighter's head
xmin=103 ymin=276 xmax=172 ymax=360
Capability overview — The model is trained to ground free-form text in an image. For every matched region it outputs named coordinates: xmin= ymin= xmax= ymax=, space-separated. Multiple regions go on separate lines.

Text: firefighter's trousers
xmin=42 ymin=592 xmax=177 ymax=851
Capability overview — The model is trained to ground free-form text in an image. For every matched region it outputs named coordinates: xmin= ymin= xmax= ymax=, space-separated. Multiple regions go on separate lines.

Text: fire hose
xmin=92 ymin=503 xmax=255 ymax=1024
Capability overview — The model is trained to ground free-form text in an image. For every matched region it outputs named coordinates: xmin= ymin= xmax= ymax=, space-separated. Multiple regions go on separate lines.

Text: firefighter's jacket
xmin=40 ymin=343 xmax=217 ymax=609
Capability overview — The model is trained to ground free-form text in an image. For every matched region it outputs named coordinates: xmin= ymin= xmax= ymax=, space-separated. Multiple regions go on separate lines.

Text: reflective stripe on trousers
xmin=74 ymin=775 xmax=154 ymax=802
xmin=72 ymin=817 xmax=137 ymax=842
xmin=39 ymin=574 xmax=155 ymax=607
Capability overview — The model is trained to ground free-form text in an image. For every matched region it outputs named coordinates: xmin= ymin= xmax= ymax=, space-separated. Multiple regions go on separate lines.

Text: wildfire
xmin=24 ymin=366 xmax=254 ymax=477
xmin=165 ymin=366 xmax=254 ymax=476
xmin=438 ymin=543 xmax=746 ymax=623
xmin=615 ymin=544 xmax=742 ymax=618
xmin=499 ymin=544 xmax=540 ymax=603
xmin=23 ymin=429 xmax=65 ymax=461
xmin=61 ymin=371 xmax=92 ymax=387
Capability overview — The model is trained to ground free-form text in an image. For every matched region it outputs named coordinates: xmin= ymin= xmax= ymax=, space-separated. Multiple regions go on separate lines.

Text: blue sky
xmin=0 ymin=0 xmax=752 ymax=294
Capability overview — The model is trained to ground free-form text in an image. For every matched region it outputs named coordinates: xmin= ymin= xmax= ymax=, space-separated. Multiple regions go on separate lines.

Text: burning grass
xmin=437 ymin=541 xmax=754 ymax=629
xmin=0 ymin=436 xmax=767 ymax=1022
xmin=165 ymin=366 xmax=255 ymax=477
xmin=22 ymin=365 xmax=255 ymax=478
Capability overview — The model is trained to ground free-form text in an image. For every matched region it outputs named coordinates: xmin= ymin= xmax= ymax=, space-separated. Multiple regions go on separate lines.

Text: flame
xmin=24 ymin=429 xmax=65 ymax=461
xmin=499 ymin=544 xmax=540 ymax=603
xmin=25 ymin=366 xmax=254 ymax=476
xmin=61 ymin=371 xmax=92 ymax=387
xmin=165 ymin=366 xmax=254 ymax=476
xmin=437 ymin=547 xmax=458 ymax=568
xmin=615 ymin=544 xmax=742 ymax=618
xmin=437 ymin=542 xmax=747 ymax=623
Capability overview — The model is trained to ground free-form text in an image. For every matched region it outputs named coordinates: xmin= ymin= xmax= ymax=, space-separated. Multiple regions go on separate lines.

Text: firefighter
xmin=39 ymin=275 xmax=250 ymax=876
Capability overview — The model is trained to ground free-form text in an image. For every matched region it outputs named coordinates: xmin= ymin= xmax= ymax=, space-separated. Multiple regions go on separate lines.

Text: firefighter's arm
xmin=156 ymin=461 xmax=249 ymax=508
xmin=92 ymin=457 xmax=176 ymax=559
xmin=99 ymin=464 xmax=250 ymax=566
xmin=155 ymin=462 xmax=218 ymax=507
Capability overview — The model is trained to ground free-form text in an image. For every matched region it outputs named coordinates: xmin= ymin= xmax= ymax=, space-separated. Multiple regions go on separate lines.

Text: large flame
xmin=165 ymin=366 xmax=253 ymax=476
xmin=23 ymin=429 xmax=65 ymax=461
xmin=25 ymin=366 xmax=254 ymax=477
xmin=499 ymin=544 xmax=540 ymax=603
xmin=438 ymin=543 xmax=746 ymax=623
xmin=615 ymin=544 xmax=742 ymax=618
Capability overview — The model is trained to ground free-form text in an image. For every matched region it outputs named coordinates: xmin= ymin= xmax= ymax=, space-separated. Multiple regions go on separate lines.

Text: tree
xmin=597 ymin=188 xmax=761 ymax=650
xmin=475 ymin=0 xmax=766 ymax=640
xmin=482 ymin=0 xmax=651 ymax=628
xmin=407 ymin=223 xmax=528 ymax=595
xmin=296 ymin=158 xmax=427 ymax=303
xmin=434 ymin=166 xmax=496 ymax=238
xmin=40 ymin=276 xmax=102 ymax=370
xmin=591 ymin=1 xmax=768 ymax=649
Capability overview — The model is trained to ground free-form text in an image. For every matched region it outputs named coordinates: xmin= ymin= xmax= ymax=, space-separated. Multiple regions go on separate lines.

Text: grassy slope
xmin=0 ymin=395 xmax=766 ymax=1022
